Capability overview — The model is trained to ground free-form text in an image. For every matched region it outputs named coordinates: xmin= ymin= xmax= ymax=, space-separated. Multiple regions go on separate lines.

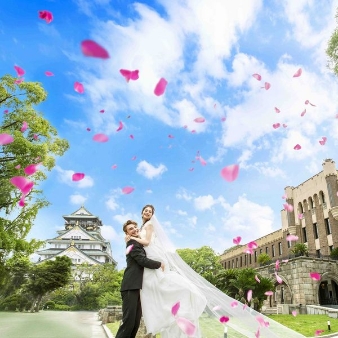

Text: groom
xmin=115 ymin=220 xmax=164 ymax=338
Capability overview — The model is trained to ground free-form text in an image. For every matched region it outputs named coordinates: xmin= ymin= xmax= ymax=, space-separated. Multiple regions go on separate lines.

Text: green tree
xmin=0 ymin=75 xmax=69 ymax=287
xmin=327 ymin=9 xmax=338 ymax=75
xmin=177 ymin=246 xmax=223 ymax=278
xmin=25 ymin=256 xmax=72 ymax=312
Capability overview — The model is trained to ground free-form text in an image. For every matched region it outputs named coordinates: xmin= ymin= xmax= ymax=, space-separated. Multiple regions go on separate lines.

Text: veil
xmin=151 ymin=215 xmax=305 ymax=338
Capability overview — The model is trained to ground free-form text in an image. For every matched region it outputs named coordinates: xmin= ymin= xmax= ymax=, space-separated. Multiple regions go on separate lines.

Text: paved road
xmin=0 ymin=311 xmax=107 ymax=338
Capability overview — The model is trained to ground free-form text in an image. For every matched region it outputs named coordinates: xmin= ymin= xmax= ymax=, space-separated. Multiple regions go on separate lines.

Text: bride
xmin=128 ymin=205 xmax=305 ymax=338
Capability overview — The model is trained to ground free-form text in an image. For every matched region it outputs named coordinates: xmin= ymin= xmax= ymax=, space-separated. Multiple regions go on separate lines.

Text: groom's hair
xmin=123 ymin=220 xmax=138 ymax=233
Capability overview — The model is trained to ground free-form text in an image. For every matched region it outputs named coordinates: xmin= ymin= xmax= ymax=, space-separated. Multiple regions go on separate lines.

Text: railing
xmin=321 ymin=297 xmax=338 ymax=305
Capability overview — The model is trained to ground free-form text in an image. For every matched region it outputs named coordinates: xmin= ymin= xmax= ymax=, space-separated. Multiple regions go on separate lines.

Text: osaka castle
xmin=36 ymin=206 xmax=117 ymax=266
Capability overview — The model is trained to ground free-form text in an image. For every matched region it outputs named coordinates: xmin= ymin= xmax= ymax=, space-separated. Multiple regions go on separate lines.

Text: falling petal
xmin=116 ymin=121 xmax=123 ymax=132
xmin=86 ymin=128 xmax=91 ymax=131
xmin=24 ymin=163 xmax=41 ymax=176
xmin=273 ymin=123 xmax=280 ymax=129
xmin=275 ymin=107 xmax=280 ymax=113
xmin=74 ymin=82 xmax=84 ymax=94
xmin=315 ymin=330 xmax=324 ymax=336
xmin=81 ymin=40 xmax=109 ymax=59
xmin=298 ymin=213 xmax=303 ymax=219
xmin=212 ymin=305 xmax=221 ymax=311
xmin=275 ymin=272 xmax=283 ymax=284
xmin=45 ymin=71 xmax=54 ymax=76
xmin=247 ymin=290 xmax=252 ymax=302
xmin=154 ymin=78 xmax=168 ymax=96
xmin=15 ymin=78 xmax=24 ymax=84
xmin=256 ymin=316 xmax=266 ymax=327
xmin=130 ymin=135 xmax=134 ymax=139
xmin=126 ymin=244 xmax=134 ymax=254
xmin=171 ymin=302 xmax=180 ymax=316
xmin=243 ymin=304 xmax=248 ymax=310
xmin=292 ymin=310 xmax=297 ymax=317
xmin=233 ymin=236 xmax=241 ymax=245
xmin=72 ymin=173 xmax=85 ymax=181
xmin=4 ymin=110 xmax=8 ymax=114
xmin=282 ymin=259 xmax=289 ymax=263
xmin=9 ymin=176 xmax=34 ymax=195
xmin=0 ymin=133 xmax=14 ymax=145
xmin=275 ymin=260 xmax=280 ymax=271
xmin=310 ymin=272 xmax=321 ymax=281
xmin=112 ymin=164 xmax=117 ymax=169
xmin=14 ymin=65 xmax=25 ymax=77
xmin=15 ymin=165 xmax=21 ymax=169
xmin=319 ymin=137 xmax=327 ymax=146
xmin=120 ymin=69 xmax=139 ymax=82
xmin=168 ymin=134 xmax=174 ymax=139
xmin=252 ymin=73 xmax=261 ymax=81
xmin=122 ymin=186 xmax=134 ymax=194
xmin=230 ymin=301 xmax=238 ymax=308
xmin=21 ymin=121 xmax=28 ymax=133
xmin=293 ymin=68 xmax=302 ymax=77
xmin=38 ymin=10 xmax=53 ymax=23
xmin=305 ymin=100 xmax=316 ymax=106
xmin=248 ymin=241 xmax=258 ymax=249
xmin=301 ymin=109 xmax=306 ymax=117
xmin=183 ymin=125 xmax=187 ymax=129
xmin=282 ymin=124 xmax=287 ymax=128
xmin=221 ymin=117 xmax=226 ymax=122
xmin=194 ymin=117 xmax=205 ymax=123
xmin=131 ymin=156 xmax=137 ymax=161
xmin=282 ymin=194 xmax=287 ymax=199
xmin=93 ymin=133 xmax=109 ymax=142
xmin=255 ymin=275 xmax=260 ymax=283
xmin=18 ymin=195 xmax=25 ymax=207
xmin=265 ymin=291 xmax=273 ymax=296
xmin=286 ymin=235 xmax=298 ymax=241
xmin=33 ymin=134 xmax=38 ymax=140
xmin=255 ymin=328 xmax=260 ymax=338
xmin=176 ymin=317 xmax=196 ymax=336
xmin=244 ymin=247 xmax=253 ymax=255
xmin=264 ymin=82 xmax=271 ymax=90
xmin=191 ymin=130 xmax=196 ymax=133
xmin=199 ymin=156 xmax=207 ymax=166
xmin=188 ymin=168 xmax=194 ymax=172
xmin=283 ymin=203 xmax=294 ymax=212
xmin=294 ymin=144 xmax=301 ymax=150
xmin=219 ymin=316 xmax=229 ymax=324
xmin=220 ymin=164 xmax=239 ymax=182
xmin=99 ymin=109 xmax=105 ymax=113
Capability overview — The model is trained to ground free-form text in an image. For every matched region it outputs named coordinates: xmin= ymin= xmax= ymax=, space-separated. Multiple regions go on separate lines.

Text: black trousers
xmin=115 ymin=290 xmax=142 ymax=338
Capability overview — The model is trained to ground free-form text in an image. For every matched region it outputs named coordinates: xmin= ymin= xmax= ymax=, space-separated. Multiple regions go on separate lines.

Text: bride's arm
xmin=130 ymin=224 xmax=153 ymax=246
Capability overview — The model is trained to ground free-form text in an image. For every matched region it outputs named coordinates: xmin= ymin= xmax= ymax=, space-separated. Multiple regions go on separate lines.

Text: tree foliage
xmin=0 ymin=74 xmax=69 ymax=286
xmin=327 ymin=9 xmax=338 ymax=75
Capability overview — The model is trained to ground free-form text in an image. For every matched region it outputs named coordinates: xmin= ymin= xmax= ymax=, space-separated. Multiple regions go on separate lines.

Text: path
xmin=0 ymin=310 xmax=107 ymax=338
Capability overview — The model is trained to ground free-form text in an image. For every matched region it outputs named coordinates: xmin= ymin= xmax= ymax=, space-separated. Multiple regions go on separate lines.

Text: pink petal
xmin=126 ymin=244 xmax=134 ymax=255
xmin=310 ymin=272 xmax=321 ymax=281
xmin=247 ymin=290 xmax=252 ymax=302
xmin=255 ymin=275 xmax=261 ymax=283
xmin=171 ymin=302 xmax=180 ymax=316
xmin=93 ymin=133 xmax=109 ymax=142
xmin=176 ymin=317 xmax=196 ymax=336
xmin=272 ymin=123 xmax=280 ymax=129
xmin=248 ymin=241 xmax=258 ymax=249
xmin=4 ymin=109 xmax=9 ymax=114
xmin=219 ymin=316 xmax=229 ymax=324
xmin=119 ymin=69 xmax=139 ymax=82
xmin=283 ymin=203 xmax=294 ymax=212
xmin=191 ymin=130 xmax=196 ymax=133
xmin=233 ymin=236 xmax=241 ymax=245
xmin=294 ymin=144 xmax=301 ymax=150
xmin=292 ymin=310 xmax=297 ymax=317
xmin=183 ymin=125 xmax=188 ymax=129
xmin=130 ymin=70 xmax=139 ymax=81
xmin=305 ymin=100 xmax=316 ymax=106
xmin=198 ymin=156 xmax=207 ymax=166
xmin=244 ymin=247 xmax=253 ymax=255
xmin=38 ymin=10 xmax=53 ymax=24
xmin=9 ymin=176 xmax=34 ymax=195
xmin=99 ymin=109 xmax=105 ymax=113
xmin=18 ymin=195 xmax=25 ymax=207
xmin=15 ymin=165 xmax=21 ymax=169
xmin=131 ymin=156 xmax=137 ymax=161
xmin=130 ymin=135 xmax=134 ymax=139
xmin=86 ymin=128 xmax=91 ymax=131
xmin=220 ymin=164 xmax=239 ymax=182
xmin=24 ymin=163 xmax=41 ymax=176
xmin=194 ymin=117 xmax=205 ymax=123
xmin=301 ymin=109 xmax=306 ymax=117
xmin=286 ymin=234 xmax=298 ymax=241
xmin=112 ymin=164 xmax=117 ymax=169
xmin=282 ymin=194 xmax=287 ymax=199
xmin=154 ymin=78 xmax=168 ymax=96
xmin=252 ymin=73 xmax=261 ymax=81
xmin=15 ymin=78 xmax=24 ymax=84
xmin=122 ymin=186 xmax=134 ymax=194
xmin=298 ymin=213 xmax=304 ymax=219
xmin=212 ymin=305 xmax=221 ymax=311
xmin=81 ymin=40 xmax=110 ymax=59
xmin=74 ymin=82 xmax=84 ymax=94
xmin=275 ymin=260 xmax=280 ymax=271
xmin=33 ymin=134 xmax=39 ymax=140
xmin=282 ymin=259 xmax=289 ymax=263
xmin=264 ymin=82 xmax=271 ymax=90
xmin=265 ymin=291 xmax=273 ymax=296
xmin=45 ymin=71 xmax=54 ymax=76
xmin=274 ymin=107 xmax=280 ymax=113
xmin=0 ymin=133 xmax=14 ymax=145
xmin=282 ymin=124 xmax=287 ymax=128
xmin=255 ymin=328 xmax=260 ymax=338
xmin=168 ymin=134 xmax=174 ymax=139
xmin=243 ymin=304 xmax=248 ymax=310
xmin=72 ymin=173 xmax=85 ymax=181
xmin=20 ymin=121 xmax=28 ymax=133
xmin=188 ymin=168 xmax=194 ymax=171
xmin=230 ymin=301 xmax=238 ymax=308
xmin=116 ymin=121 xmax=123 ymax=132
xmin=315 ymin=330 xmax=324 ymax=336
xmin=221 ymin=117 xmax=226 ymax=122
xmin=14 ymin=65 xmax=25 ymax=77
xmin=293 ymin=68 xmax=302 ymax=77
xmin=256 ymin=316 xmax=266 ymax=327
xmin=275 ymin=272 xmax=283 ymax=284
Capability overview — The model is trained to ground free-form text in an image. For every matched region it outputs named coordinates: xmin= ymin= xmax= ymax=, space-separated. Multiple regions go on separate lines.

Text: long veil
xmin=151 ymin=215 xmax=305 ymax=338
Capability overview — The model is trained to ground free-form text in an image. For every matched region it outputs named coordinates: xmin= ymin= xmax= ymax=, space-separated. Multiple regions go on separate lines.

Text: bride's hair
xmin=141 ymin=204 xmax=155 ymax=224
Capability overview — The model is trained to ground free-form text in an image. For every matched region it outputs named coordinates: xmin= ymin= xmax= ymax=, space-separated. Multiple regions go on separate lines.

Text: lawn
xmin=268 ymin=314 xmax=337 ymax=337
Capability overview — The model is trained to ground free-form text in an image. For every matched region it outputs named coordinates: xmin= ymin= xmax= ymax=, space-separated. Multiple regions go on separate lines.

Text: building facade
xmin=36 ymin=206 xmax=117 ymax=267
xmin=220 ymin=159 xmax=338 ymax=307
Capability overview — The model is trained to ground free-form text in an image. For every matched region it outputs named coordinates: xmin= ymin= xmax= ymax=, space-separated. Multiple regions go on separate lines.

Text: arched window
xmin=308 ymin=197 xmax=314 ymax=209
xmin=319 ymin=191 xmax=325 ymax=204
xmin=298 ymin=202 xmax=304 ymax=214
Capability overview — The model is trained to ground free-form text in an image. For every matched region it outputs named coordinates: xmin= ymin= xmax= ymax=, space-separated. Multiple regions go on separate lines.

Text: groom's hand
xmin=160 ymin=262 xmax=165 ymax=271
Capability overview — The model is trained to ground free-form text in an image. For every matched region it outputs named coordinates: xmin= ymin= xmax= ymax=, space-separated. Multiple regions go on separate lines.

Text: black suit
xmin=115 ymin=239 xmax=161 ymax=338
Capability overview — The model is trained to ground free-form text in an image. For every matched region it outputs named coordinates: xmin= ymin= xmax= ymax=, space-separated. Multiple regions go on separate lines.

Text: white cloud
xmin=101 ymin=225 xmax=118 ymax=241
xmin=113 ymin=212 xmax=139 ymax=228
xmin=69 ymin=194 xmax=87 ymax=205
xmin=194 ymin=194 xmax=226 ymax=211
xmin=54 ymin=166 xmax=94 ymax=188
xmin=176 ymin=188 xmax=193 ymax=201
xmin=177 ymin=210 xmax=187 ymax=216
xmin=136 ymin=160 xmax=167 ymax=179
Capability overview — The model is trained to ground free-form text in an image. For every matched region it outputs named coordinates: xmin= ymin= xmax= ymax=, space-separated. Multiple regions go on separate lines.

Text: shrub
xmin=257 ymin=253 xmax=271 ymax=265
xmin=54 ymin=304 xmax=70 ymax=311
xmin=330 ymin=247 xmax=338 ymax=259
xmin=44 ymin=300 xmax=55 ymax=309
xmin=291 ymin=243 xmax=308 ymax=256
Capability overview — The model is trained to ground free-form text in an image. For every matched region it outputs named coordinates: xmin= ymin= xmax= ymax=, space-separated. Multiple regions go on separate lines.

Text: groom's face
xmin=125 ymin=223 xmax=139 ymax=237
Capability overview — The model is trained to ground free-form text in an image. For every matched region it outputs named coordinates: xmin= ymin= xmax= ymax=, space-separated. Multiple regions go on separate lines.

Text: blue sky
xmin=1 ymin=0 xmax=338 ymax=269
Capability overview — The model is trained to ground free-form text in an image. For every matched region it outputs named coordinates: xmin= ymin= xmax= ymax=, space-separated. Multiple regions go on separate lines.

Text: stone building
xmin=36 ymin=206 xmax=117 ymax=268
xmin=220 ymin=159 xmax=338 ymax=308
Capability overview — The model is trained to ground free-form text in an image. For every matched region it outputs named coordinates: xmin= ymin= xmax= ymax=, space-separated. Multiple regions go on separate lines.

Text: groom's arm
xmin=127 ymin=240 xmax=162 ymax=269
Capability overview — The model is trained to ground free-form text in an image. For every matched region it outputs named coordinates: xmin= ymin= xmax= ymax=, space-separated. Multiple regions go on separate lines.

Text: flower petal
xmin=72 ymin=173 xmax=85 ymax=181
xmin=119 ymin=69 xmax=139 ymax=82
xmin=24 ymin=163 xmax=41 ymax=176
xmin=264 ymin=82 xmax=271 ymax=90
xmin=99 ymin=109 xmax=105 ymax=113
xmin=301 ymin=109 xmax=306 ymax=117
xmin=275 ymin=260 xmax=280 ymax=271
xmin=275 ymin=107 xmax=280 ymax=113
xmin=116 ymin=121 xmax=123 ymax=132
xmin=275 ymin=272 xmax=283 ymax=284
xmin=45 ymin=71 xmax=54 ymax=76
xmin=74 ymin=82 xmax=84 ymax=94
xmin=293 ymin=68 xmax=302 ymax=77
xmin=219 ymin=316 xmax=229 ymax=324
xmin=310 ymin=272 xmax=321 ymax=281
xmin=176 ymin=317 xmax=196 ymax=336
xmin=14 ymin=65 xmax=25 ymax=77
xmin=212 ymin=305 xmax=221 ymax=311
xmin=38 ymin=10 xmax=53 ymax=23
xmin=247 ymin=290 xmax=252 ymax=302
xmin=81 ymin=40 xmax=109 ymax=59
xmin=252 ymin=73 xmax=261 ymax=81
xmin=294 ymin=144 xmax=301 ymax=150
xmin=0 ymin=133 xmax=14 ymax=145
xmin=126 ymin=244 xmax=134 ymax=254
xmin=220 ymin=164 xmax=239 ymax=182
xmin=273 ymin=123 xmax=280 ymax=129
xmin=9 ymin=176 xmax=34 ymax=195
xmin=286 ymin=235 xmax=298 ymax=241
xmin=292 ymin=310 xmax=297 ymax=317
xmin=265 ymin=291 xmax=273 ymax=296
xmin=231 ymin=301 xmax=238 ymax=308
xmin=93 ymin=133 xmax=109 ymax=142
xmin=194 ymin=117 xmax=205 ymax=123
xmin=171 ymin=302 xmax=180 ymax=316
xmin=122 ymin=186 xmax=134 ymax=194
xmin=112 ymin=164 xmax=117 ymax=169
xmin=255 ymin=275 xmax=261 ymax=283
xmin=21 ymin=121 xmax=28 ymax=132
xmin=233 ymin=236 xmax=241 ymax=245
xmin=154 ymin=78 xmax=168 ymax=96
xmin=130 ymin=135 xmax=134 ymax=139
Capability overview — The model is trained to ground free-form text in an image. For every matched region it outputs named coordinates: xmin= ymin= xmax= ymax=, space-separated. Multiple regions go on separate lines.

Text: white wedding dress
xmin=140 ymin=221 xmax=207 ymax=337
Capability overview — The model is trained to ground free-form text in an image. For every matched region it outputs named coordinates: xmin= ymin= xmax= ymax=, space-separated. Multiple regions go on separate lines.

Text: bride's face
xmin=142 ymin=206 xmax=153 ymax=221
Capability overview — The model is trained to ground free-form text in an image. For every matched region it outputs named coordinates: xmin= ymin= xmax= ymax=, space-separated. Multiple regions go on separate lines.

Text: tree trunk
xmin=30 ymin=294 xmax=42 ymax=312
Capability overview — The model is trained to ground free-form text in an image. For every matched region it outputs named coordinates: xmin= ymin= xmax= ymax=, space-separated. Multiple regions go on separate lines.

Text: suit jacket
xmin=120 ymin=239 xmax=161 ymax=291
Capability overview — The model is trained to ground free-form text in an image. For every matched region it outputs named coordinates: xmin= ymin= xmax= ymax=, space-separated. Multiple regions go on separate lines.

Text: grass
xmin=268 ymin=314 xmax=337 ymax=337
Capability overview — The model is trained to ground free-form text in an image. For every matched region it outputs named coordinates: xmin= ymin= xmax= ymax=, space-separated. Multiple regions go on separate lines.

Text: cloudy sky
xmin=1 ymin=0 xmax=338 ymax=269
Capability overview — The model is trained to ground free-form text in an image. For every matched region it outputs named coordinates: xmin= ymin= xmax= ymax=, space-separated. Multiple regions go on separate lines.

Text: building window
xmin=236 ymin=258 xmax=238 ymax=268
xmin=232 ymin=260 xmax=234 ymax=268
xmin=249 ymin=255 xmax=252 ymax=264
xmin=254 ymin=251 xmax=257 ymax=262
xmin=278 ymin=242 xmax=282 ymax=255
xmin=313 ymin=223 xmax=319 ymax=239
xmin=329 ymin=246 xmax=333 ymax=253
xmin=240 ymin=256 xmax=242 ymax=267
xmin=228 ymin=261 xmax=230 ymax=269
xmin=265 ymin=247 xmax=269 ymax=254
xmin=272 ymin=245 xmax=275 ymax=257
xmin=325 ymin=218 xmax=332 ymax=235
xmin=308 ymin=197 xmax=314 ymax=209
xmin=302 ymin=227 xmax=307 ymax=243
xmin=316 ymin=249 xmax=321 ymax=258
xmin=319 ymin=191 xmax=325 ymax=204
xmin=244 ymin=255 xmax=247 ymax=265
xmin=287 ymin=234 xmax=291 ymax=248
xmin=260 ymin=248 xmax=263 ymax=254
